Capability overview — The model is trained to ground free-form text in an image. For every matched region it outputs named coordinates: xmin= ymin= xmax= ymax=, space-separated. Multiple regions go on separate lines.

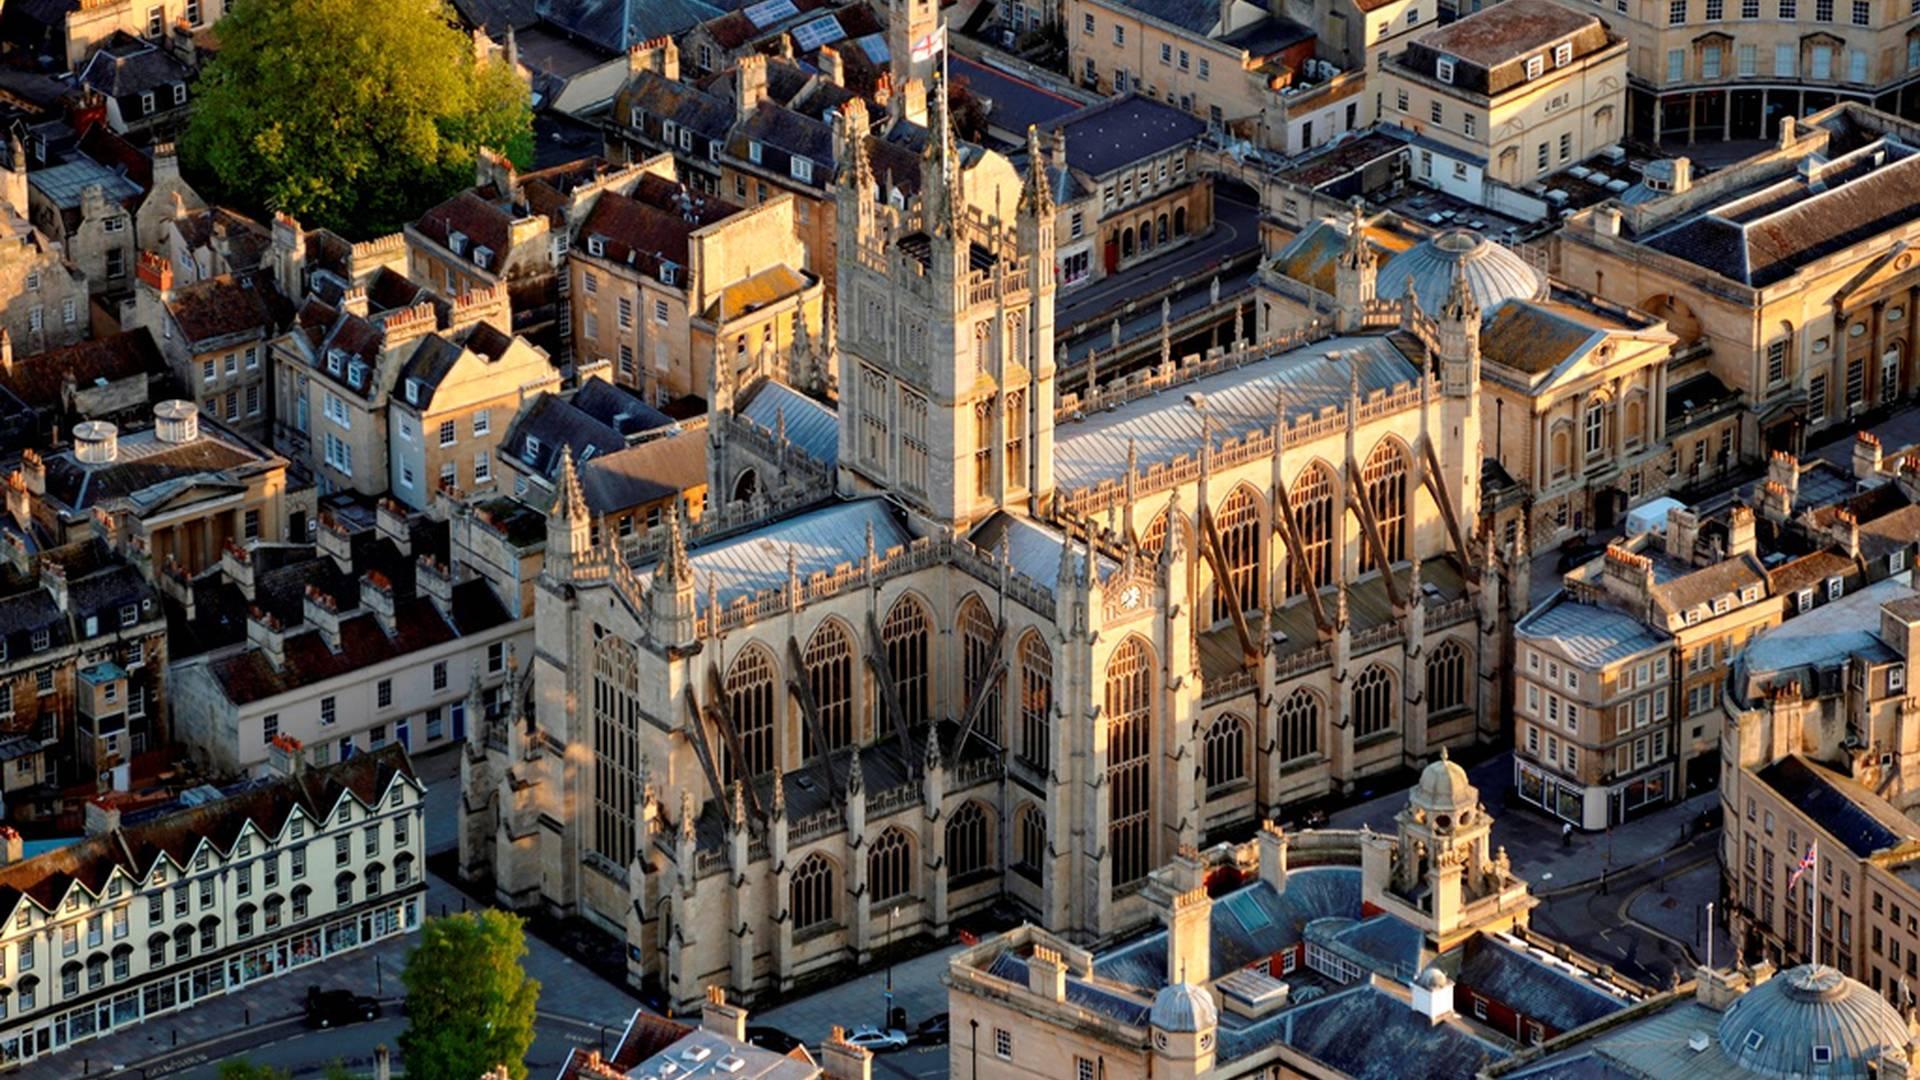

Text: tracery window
xmin=1364 ymin=440 xmax=1409 ymax=563
xmin=1018 ymin=631 xmax=1053 ymax=772
xmin=592 ymin=635 xmax=642 ymax=865
xmin=1355 ymin=665 xmax=1396 ymax=738
xmin=869 ymin=827 xmax=914 ymax=903
xmin=1211 ymin=487 xmax=1260 ymax=623
xmin=1015 ymin=803 xmax=1046 ymax=884
xmin=1428 ymin=639 xmax=1471 ymax=716
xmin=790 ymin=853 xmax=836 ymax=932
xmin=883 ymin=595 xmax=931 ymax=727
xmin=947 ymin=801 xmax=993 ymax=881
xmin=959 ymin=596 xmax=1002 ymax=745
xmin=1288 ymin=464 xmax=1335 ymax=596
xmin=724 ymin=646 xmax=777 ymax=781
xmin=1204 ymin=713 xmax=1250 ymax=792
xmin=1278 ymin=688 xmax=1321 ymax=762
xmin=803 ymin=620 xmax=855 ymax=758
xmin=1107 ymin=637 xmax=1154 ymax=891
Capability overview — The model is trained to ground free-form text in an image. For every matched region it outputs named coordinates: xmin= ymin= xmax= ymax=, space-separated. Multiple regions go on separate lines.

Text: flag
xmin=909 ymin=25 xmax=946 ymax=62
xmin=1787 ymin=842 xmax=1817 ymax=891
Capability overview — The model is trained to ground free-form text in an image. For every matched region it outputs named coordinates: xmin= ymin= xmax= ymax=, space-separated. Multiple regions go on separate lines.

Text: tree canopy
xmin=400 ymin=909 xmax=541 ymax=1080
xmin=181 ymin=0 xmax=532 ymax=238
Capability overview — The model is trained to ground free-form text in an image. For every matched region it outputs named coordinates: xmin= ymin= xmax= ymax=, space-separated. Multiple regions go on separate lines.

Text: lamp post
xmin=883 ymin=905 xmax=899 ymax=1030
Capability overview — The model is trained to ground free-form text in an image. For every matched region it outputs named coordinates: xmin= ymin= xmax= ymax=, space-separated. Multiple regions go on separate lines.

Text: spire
xmin=1442 ymin=252 xmax=1479 ymax=325
xmin=1020 ymin=125 xmax=1055 ymax=218
xmin=551 ymin=445 xmax=587 ymax=521
xmin=660 ymin=498 xmax=693 ymax=586
xmin=925 ymin=68 xmax=961 ymax=236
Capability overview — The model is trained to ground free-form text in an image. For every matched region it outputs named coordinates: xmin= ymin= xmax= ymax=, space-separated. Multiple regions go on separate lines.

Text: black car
xmin=304 ymin=987 xmax=382 ymax=1029
xmin=744 ymin=1026 xmax=805 ymax=1054
xmin=913 ymin=1013 xmax=951 ymax=1045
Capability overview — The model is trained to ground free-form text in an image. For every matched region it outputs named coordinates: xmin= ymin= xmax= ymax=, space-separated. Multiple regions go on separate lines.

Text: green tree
xmin=181 ymin=0 xmax=533 ymax=237
xmin=401 ymin=909 xmax=541 ymax=1080
xmin=218 ymin=1062 xmax=292 ymax=1080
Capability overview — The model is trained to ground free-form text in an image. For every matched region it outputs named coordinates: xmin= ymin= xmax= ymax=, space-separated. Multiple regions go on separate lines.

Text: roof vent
xmin=154 ymin=399 xmax=198 ymax=443
xmin=1688 ymin=1031 xmax=1710 ymax=1053
xmin=73 ymin=420 xmax=118 ymax=464
xmin=681 ymin=1046 xmax=712 ymax=1063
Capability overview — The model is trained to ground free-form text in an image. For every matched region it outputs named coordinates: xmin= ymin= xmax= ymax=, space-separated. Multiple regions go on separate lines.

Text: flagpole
xmin=1813 ymin=840 xmax=1821 ymax=968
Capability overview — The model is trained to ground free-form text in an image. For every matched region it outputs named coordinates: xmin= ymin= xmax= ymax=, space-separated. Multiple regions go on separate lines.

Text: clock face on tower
xmin=1122 ymin=585 xmax=1143 ymax=609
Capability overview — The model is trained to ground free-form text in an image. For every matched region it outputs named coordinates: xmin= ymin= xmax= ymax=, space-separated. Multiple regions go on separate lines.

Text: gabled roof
xmin=1452 ymin=934 xmax=1634 ymax=1033
xmin=621 ymin=69 xmax=735 ymax=139
xmin=0 ymin=746 xmax=416 ymax=918
xmin=575 ymin=180 xmax=738 ymax=276
xmin=638 ymin=498 xmax=908 ymax=609
xmin=737 ymin=379 xmax=836 ymax=468
xmin=500 ymin=392 xmax=630 ymax=481
xmin=413 ymin=191 xmax=515 ymax=269
xmin=578 ymin=428 xmax=706 ymax=513
xmin=1756 ymin=754 xmax=1920 ymax=858
xmin=42 ymin=421 xmax=272 ymax=513
xmin=536 ymin=0 xmax=723 ymax=51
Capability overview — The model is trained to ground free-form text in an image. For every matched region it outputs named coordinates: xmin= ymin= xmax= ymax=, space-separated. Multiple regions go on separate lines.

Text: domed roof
xmin=1414 ymin=750 xmax=1475 ymax=811
xmin=1376 ymin=229 xmax=1546 ymax=318
xmin=1416 ymin=966 xmax=1452 ymax=990
xmin=1150 ymin=982 xmax=1218 ymax=1033
xmin=1717 ymin=965 xmax=1909 ymax=1079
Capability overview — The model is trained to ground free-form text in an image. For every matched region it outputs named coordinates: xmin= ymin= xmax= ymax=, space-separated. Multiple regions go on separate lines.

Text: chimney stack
xmin=1028 ymin=945 xmax=1068 ymax=1001
xmin=1410 ymin=968 xmax=1456 ymax=1025
xmin=84 ymin=797 xmax=121 ymax=836
xmin=303 ymin=585 xmax=344 ymax=652
xmin=0 ymin=825 xmax=20 ymax=866
xmin=821 ymin=1027 xmax=873 ymax=1080
xmin=1256 ymin=820 xmax=1290 ymax=892
xmin=1855 ymin=431 xmax=1884 ymax=479
xmin=248 ymin=607 xmax=286 ymax=670
xmin=737 ymin=55 xmax=768 ymax=122
xmin=1665 ymin=507 xmax=1700 ymax=563
xmin=701 ymin=985 xmax=747 ymax=1041
xmin=1726 ymin=505 xmax=1757 ymax=560
xmin=361 ymin=571 xmax=397 ymax=636
xmin=268 ymin=733 xmax=305 ymax=777
xmin=1167 ymin=885 xmax=1213 ymax=987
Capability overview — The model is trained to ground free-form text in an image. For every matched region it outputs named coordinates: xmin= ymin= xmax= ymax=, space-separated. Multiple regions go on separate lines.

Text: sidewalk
xmin=1328 ymin=751 xmax=1718 ymax=893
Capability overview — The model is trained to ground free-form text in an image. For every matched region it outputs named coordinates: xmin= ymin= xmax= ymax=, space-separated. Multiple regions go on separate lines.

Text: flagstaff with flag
xmin=1788 ymin=840 xmax=1818 ymax=965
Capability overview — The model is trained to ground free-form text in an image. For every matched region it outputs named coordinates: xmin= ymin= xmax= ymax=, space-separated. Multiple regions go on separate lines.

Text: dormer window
xmin=1828 ymin=575 xmax=1845 ymax=600
xmin=31 ymin=628 xmax=47 ymax=652
xmin=663 ymin=120 xmax=678 ymax=143
xmin=1437 ymin=57 xmax=1455 ymax=83
xmin=1554 ymin=42 xmax=1574 ymax=66
xmin=1525 ymin=55 xmax=1545 ymax=78
xmin=449 ymin=230 xmax=468 ymax=256
xmin=630 ymin=106 xmax=644 ymax=128
xmin=172 ymin=82 xmax=186 ymax=106
xmin=709 ymin=142 xmax=722 ymax=163
xmin=474 ymin=246 xmax=493 ymax=270
xmin=748 ymin=140 xmax=763 ymax=164
xmin=790 ymin=157 xmax=813 ymax=182
xmin=523 ymin=434 xmax=542 ymax=464
xmin=406 ymin=380 xmax=421 ymax=405
xmin=660 ymin=263 xmax=678 ymax=287
xmin=348 ymin=362 xmax=365 ymax=389
xmin=587 ymin=235 xmax=605 ymax=258
xmin=680 ymin=129 xmax=693 ymax=152
xmin=326 ymin=350 xmax=342 ymax=376
xmin=1892 ymin=664 xmax=1907 ymax=693
xmin=1714 ymin=597 xmax=1731 ymax=614
xmin=120 ymin=604 xmax=137 ymax=627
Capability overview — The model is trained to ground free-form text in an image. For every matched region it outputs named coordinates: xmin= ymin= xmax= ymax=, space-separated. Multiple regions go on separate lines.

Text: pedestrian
xmin=1562 ymin=822 xmax=1573 ymax=849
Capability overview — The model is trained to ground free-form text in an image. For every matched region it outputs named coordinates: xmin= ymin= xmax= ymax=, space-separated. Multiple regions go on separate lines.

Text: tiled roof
xmin=174 ymin=207 xmax=274 ymax=273
xmin=500 ymin=392 xmax=630 ymax=481
xmin=0 ymin=746 xmax=415 ymax=915
xmin=1269 ymin=983 xmax=1511 ymax=1078
xmin=205 ymin=580 xmax=512 ymax=705
xmin=1400 ymin=0 xmax=1611 ymax=93
xmin=42 ymin=424 xmax=269 ymax=513
xmin=731 ymin=102 xmax=834 ymax=177
xmin=1767 ymin=549 xmax=1857 ymax=596
xmin=166 ymin=272 xmax=288 ymax=345
xmin=1094 ymin=0 xmax=1219 ymax=35
xmin=571 ymin=378 xmax=673 ymax=438
xmin=622 ymin=70 xmax=734 ymax=139
xmin=1094 ymin=869 xmax=1363 ymax=992
xmin=0 ymin=328 xmax=161 ymax=410
xmin=1756 ymin=754 xmax=1919 ymax=858
xmin=1648 ymin=554 xmax=1767 ymax=619
xmin=413 ymin=191 xmax=513 ymax=269
xmin=576 ymin=184 xmax=737 ymax=276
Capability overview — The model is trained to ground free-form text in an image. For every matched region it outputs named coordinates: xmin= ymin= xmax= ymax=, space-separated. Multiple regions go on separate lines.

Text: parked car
xmin=746 ymin=1026 xmax=805 ymax=1054
xmin=304 ymin=987 xmax=381 ymax=1029
xmin=913 ymin=1013 xmax=951 ymax=1044
xmin=844 ymin=1025 xmax=909 ymax=1053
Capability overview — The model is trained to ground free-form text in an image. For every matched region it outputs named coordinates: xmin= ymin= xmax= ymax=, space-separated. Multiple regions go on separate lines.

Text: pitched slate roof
xmin=413 ymin=191 xmax=514 ymax=269
xmin=173 ymin=207 xmax=274 ymax=273
xmin=0 ymin=745 xmax=415 ymax=915
xmin=1757 ymin=755 xmax=1919 ymax=858
xmin=1452 ymin=934 xmax=1634 ymax=1033
xmin=42 ymin=422 xmax=270 ymax=513
xmin=622 ymin=69 xmax=735 ymax=140
xmin=537 ymin=0 xmax=723 ymax=51
xmin=576 ymin=183 xmax=738 ymax=276
xmin=1641 ymin=137 xmax=1920 ymax=287
xmin=1518 ymin=593 xmax=1669 ymax=667
xmin=1095 ymin=0 xmax=1219 ymax=35
xmin=949 ymin=55 xmax=1082 ymax=136
xmin=1040 ymin=93 xmax=1206 ymax=178
xmin=500 ymin=392 xmax=631 ymax=480
xmin=579 ymin=429 xmax=706 ymax=513
xmin=1269 ymin=982 xmax=1511 ymax=1078
xmin=571 ymin=377 xmax=673 ymax=437
xmin=77 ymin=34 xmax=189 ymax=97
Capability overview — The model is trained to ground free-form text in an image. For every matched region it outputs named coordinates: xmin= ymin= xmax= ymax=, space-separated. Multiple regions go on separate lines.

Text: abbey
xmin=458 ymin=23 xmax=1522 ymax=1011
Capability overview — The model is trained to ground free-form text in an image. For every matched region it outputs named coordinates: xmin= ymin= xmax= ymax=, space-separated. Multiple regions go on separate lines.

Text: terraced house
xmin=0 ymin=746 xmax=424 ymax=1070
